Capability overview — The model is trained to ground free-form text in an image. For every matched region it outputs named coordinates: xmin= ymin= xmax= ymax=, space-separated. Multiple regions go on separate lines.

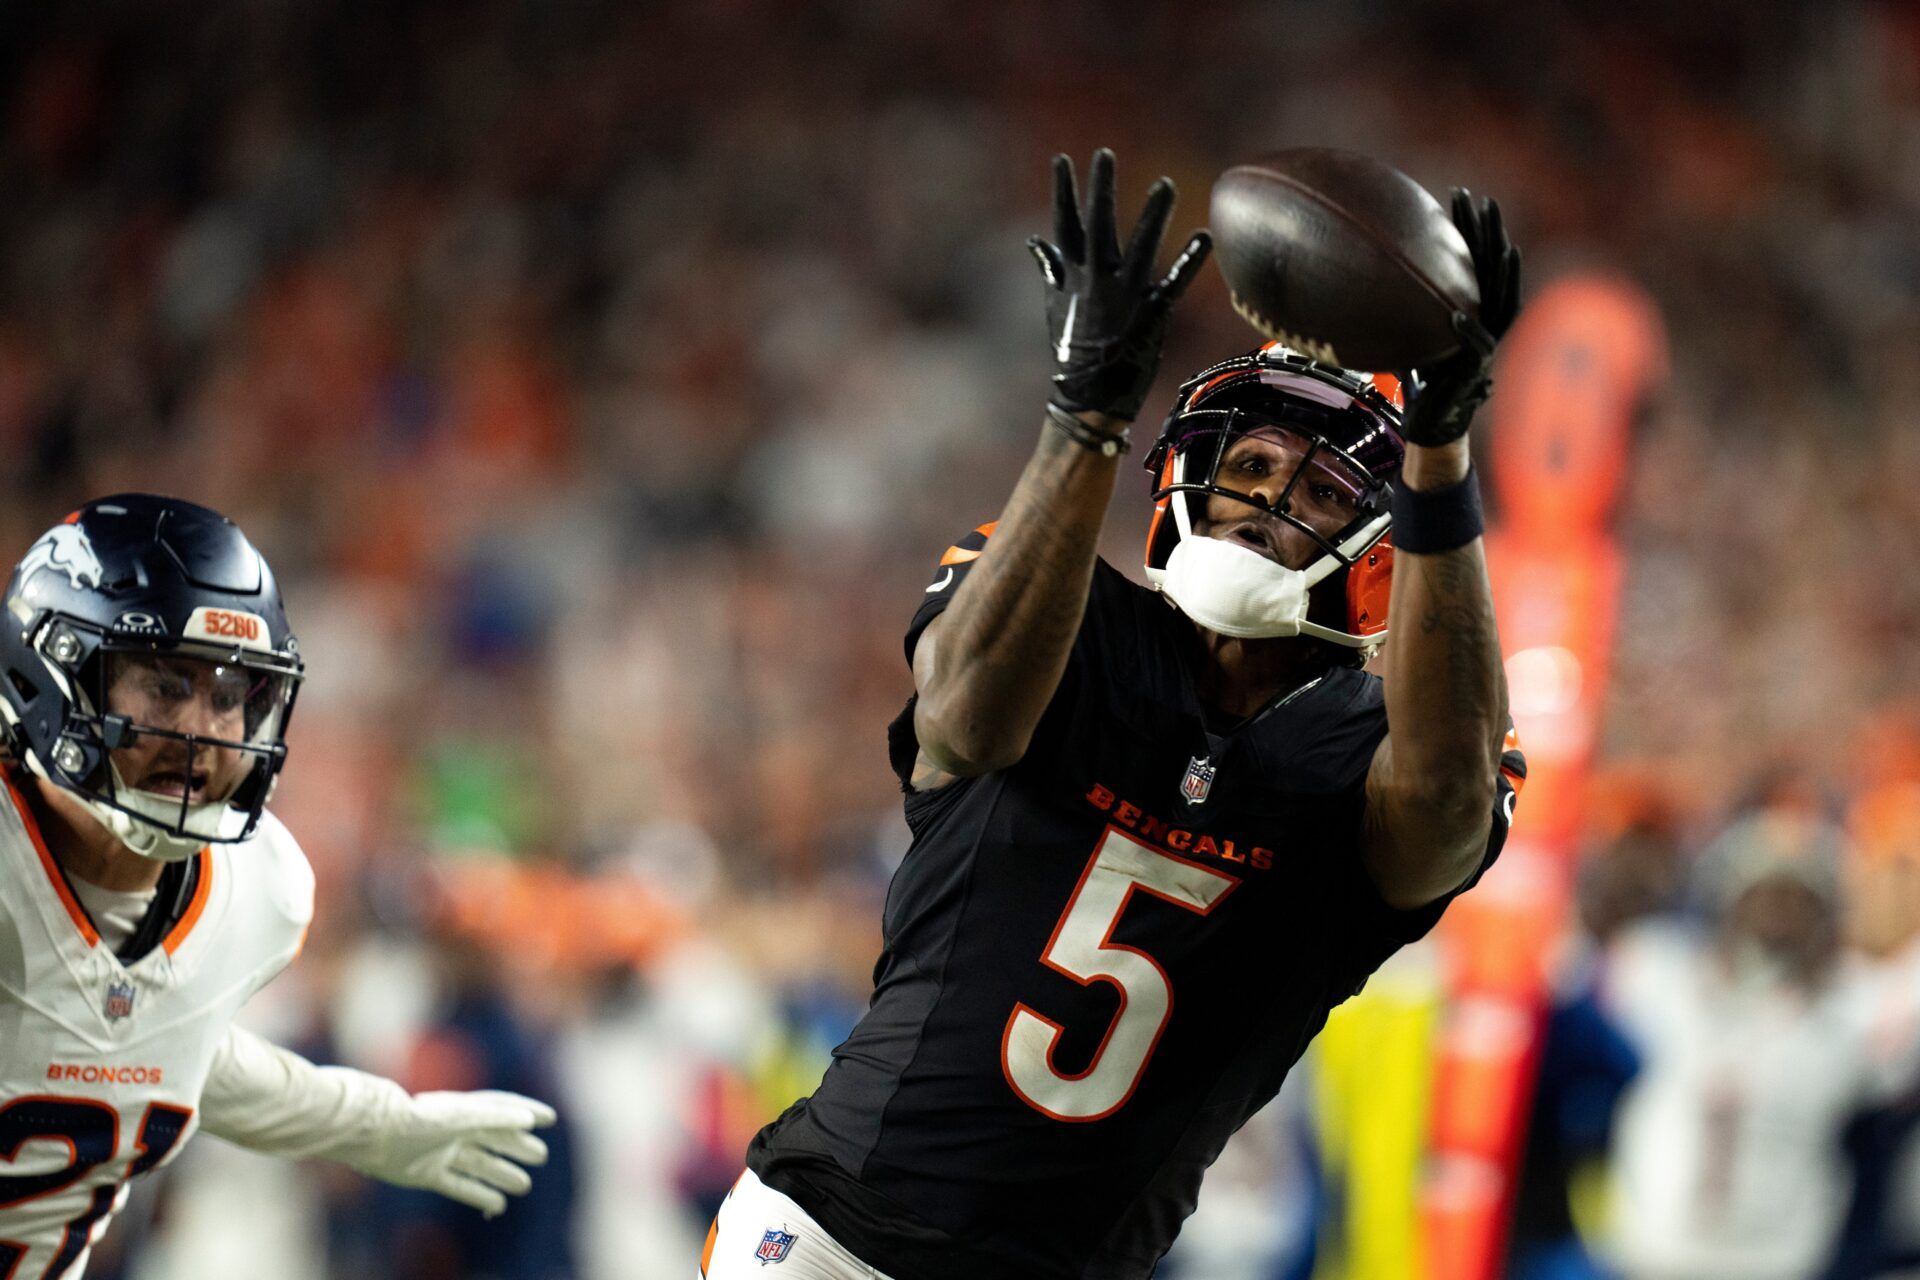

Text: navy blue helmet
xmin=0 ymin=495 xmax=303 ymax=860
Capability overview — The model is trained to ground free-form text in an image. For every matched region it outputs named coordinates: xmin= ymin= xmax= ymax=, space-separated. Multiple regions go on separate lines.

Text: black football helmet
xmin=1143 ymin=343 xmax=1406 ymax=647
xmin=0 ymin=495 xmax=303 ymax=860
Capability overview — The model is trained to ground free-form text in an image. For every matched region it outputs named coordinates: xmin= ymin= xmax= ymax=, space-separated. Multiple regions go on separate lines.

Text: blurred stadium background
xmin=4 ymin=0 xmax=1920 ymax=1276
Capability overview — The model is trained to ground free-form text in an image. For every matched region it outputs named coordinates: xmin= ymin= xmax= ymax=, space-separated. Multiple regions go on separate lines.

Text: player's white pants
xmin=700 ymin=1168 xmax=896 ymax=1279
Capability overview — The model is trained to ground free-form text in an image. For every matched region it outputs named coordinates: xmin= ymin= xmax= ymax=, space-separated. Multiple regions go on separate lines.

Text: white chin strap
xmin=24 ymin=750 xmax=242 ymax=862
xmin=1145 ymin=450 xmax=1388 ymax=644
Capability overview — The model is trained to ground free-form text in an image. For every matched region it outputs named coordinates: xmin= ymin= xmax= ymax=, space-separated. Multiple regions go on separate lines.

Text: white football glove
xmin=343 ymin=1088 xmax=557 ymax=1217
xmin=202 ymin=1026 xmax=558 ymax=1217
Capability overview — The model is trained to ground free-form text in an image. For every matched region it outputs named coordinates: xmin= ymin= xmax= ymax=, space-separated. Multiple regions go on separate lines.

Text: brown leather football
xmin=1210 ymin=148 xmax=1479 ymax=373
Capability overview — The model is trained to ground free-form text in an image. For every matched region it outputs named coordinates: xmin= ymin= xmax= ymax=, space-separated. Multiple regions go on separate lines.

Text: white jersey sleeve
xmin=196 ymin=1023 xmax=557 ymax=1218
xmin=0 ymin=770 xmax=314 ymax=1280
xmin=200 ymin=1024 xmax=410 ymax=1159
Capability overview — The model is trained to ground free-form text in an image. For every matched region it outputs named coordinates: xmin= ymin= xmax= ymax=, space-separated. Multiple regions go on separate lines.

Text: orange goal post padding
xmin=1420 ymin=275 xmax=1667 ymax=1280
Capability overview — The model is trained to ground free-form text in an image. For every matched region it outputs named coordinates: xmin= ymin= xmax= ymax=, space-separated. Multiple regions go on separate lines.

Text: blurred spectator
xmin=1600 ymin=810 xmax=1910 ymax=1280
xmin=331 ymin=939 xmax=579 ymax=1280
xmin=1508 ymin=784 xmax=1695 ymax=1280
xmin=1827 ymin=784 xmax=1920 ymax=1278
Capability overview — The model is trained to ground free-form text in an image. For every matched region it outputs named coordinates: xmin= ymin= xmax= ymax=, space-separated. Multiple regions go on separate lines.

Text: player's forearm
xmin=1379 ymin=441 xmax=1508 ymax=816
xmin=914 ymin=149 xmax=1204 ymax=774
xmin=199 ymin=1024 xmax=406 ymax=1163
xmin=912 ymin=416 xmax=1122 ymax=773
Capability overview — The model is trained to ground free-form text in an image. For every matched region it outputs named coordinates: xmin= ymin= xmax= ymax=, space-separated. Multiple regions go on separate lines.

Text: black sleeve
xmin=1332 ymin=729 xmax=1528 ymax=996
xmin=892 ymin=522 xmax=1132 ymax=789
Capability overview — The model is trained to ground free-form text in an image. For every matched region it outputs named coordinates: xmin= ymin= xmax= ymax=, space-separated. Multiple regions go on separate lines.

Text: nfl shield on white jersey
xmin=0 ymin=768 xmax=313 ymax=1280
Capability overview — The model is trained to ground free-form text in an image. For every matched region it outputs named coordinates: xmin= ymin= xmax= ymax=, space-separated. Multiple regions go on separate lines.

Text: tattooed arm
xmin=1360 ymin=438 xmax=1510 ymax=909
xmin=913 ymin=149 xmax=1207 ymax=785
xmin=912 ymin=419 xmax=1122 ymax=780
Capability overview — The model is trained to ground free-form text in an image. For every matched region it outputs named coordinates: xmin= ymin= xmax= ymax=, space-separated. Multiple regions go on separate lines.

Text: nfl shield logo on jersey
xmin=1180 ymin=756 xmax=1216 ymax=806
xmin=103 ymin=980 xmax=136 ymax=1021
xmin=755 ymin=1228 xmax=796 ymax=1265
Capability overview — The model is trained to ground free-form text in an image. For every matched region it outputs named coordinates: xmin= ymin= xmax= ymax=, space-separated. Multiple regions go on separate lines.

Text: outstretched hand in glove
xmin=1027 ymin=148 xmax=1211 ymax=427
xmin=199 ymin=1026 xmax=562 ymax=1221
xmin=345 ymin=1088 xmax=558 ymax=1217
xmin=1399 ymin=189 xmax=1522 ymax=448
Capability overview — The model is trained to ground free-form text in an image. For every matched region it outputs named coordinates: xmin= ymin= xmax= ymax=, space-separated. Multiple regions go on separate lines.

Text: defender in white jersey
xmin=0 ymin=496 xmax=556 ymax=1280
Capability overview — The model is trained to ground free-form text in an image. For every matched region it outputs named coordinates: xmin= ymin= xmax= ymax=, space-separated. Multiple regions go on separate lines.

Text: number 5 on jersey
xmin=1002 ymin=830 xmax=1239 ymax=1122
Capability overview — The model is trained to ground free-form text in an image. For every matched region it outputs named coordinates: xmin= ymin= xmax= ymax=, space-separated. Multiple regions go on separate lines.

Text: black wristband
xmin=1044 ymin=404 xmax=1130 ymax=457
xmin=1389 ymin=466 xmax=1484 ymax=553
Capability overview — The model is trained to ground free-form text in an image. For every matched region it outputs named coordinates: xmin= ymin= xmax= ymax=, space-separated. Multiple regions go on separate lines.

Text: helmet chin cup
xmin=1153 ymin=537 xmax=1313 ymax=640
xmin=75 ymin=792 xmax=212 ymax=863
xmin=19 ymin=751 xmax=230 ymax=862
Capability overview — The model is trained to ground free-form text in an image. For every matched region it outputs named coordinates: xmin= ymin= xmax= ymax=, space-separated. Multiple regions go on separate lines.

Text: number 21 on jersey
xmin=1002 ymin=829 xmax=1239 ymax=1122
xmin=0 ymin=1098 xmax=193 ymax=1280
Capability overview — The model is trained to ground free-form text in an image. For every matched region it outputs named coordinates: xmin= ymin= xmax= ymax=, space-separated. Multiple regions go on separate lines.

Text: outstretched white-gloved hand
xmin=345 ymin=1089 xmax=557 ymax=1216
xmin=201 ymin=1026 xmax=559 ymax=1217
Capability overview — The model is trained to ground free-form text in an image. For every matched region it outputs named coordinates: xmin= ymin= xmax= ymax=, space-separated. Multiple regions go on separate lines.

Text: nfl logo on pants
xmin=756 ymin=1228 xmax=796 ymax=1265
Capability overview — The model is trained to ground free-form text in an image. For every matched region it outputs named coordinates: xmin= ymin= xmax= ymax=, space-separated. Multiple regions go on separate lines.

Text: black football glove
xmin=1399 ymin=189 xmax=1522 ymax=447
xmin=1028 ymin=149 xmax=1211 ymax=423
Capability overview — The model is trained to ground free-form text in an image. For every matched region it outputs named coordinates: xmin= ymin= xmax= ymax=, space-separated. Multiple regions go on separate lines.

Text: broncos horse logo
xmin=18 ymin=524 xmax=106 ymax=591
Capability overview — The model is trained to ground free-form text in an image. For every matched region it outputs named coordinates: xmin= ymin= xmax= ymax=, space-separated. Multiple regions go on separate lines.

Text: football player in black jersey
xmin=705 ymin=150 xmax=1527 ymax=1280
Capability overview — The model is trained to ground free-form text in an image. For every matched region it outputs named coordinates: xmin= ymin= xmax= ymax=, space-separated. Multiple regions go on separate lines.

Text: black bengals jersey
xmin=748 ymin=522 xmax=1524 ymax=1280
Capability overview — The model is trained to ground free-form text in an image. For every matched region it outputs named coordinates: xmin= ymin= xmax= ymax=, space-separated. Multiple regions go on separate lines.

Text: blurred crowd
xmin=3 ymin=0 xmax=1920 ymax=1275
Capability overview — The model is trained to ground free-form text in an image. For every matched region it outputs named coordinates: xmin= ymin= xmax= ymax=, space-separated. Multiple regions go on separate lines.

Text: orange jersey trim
xmin=701 ymin=1170 xmax=746 ymax=1276
xmin=161 ymin=848 xmax=213 ymax=955
xmin=937 ymin=520 xmax=999 ymax=567
xmin=1499 ymin=726 xmax=1527 ymax=795
xmin=1 ymin=765 xmax=100 ymax=948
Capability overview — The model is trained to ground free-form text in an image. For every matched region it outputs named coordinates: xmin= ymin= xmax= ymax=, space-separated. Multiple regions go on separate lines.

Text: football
xmin=1209 ymin=148 xmax=1479 ymax=373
